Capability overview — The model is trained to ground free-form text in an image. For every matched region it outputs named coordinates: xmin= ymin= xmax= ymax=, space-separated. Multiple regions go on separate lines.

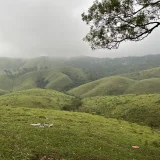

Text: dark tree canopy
xmin=82 ymin=0 xmax=160 ymax=49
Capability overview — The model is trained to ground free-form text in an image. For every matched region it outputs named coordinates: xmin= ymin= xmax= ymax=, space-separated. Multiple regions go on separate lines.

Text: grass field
xmin=0 ymin=106 xmax=160 ymax=160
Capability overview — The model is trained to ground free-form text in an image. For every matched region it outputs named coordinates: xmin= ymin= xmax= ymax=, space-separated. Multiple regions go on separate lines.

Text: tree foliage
xmin=82 ymin=0 xmax=160 ymax=49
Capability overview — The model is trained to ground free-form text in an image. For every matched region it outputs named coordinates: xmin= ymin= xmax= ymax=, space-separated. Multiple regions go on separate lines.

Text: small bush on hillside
xmin=62 ymin=98 xmax=82 ymax=111
xmin=151 ymin=140 xmax=160 ymax=148
xmin=36 ymin=78 xmax=48 ymax=88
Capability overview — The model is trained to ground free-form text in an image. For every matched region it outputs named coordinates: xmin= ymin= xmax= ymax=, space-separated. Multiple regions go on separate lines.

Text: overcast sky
xmin=0 ymin=0 xmax=159 ymax=58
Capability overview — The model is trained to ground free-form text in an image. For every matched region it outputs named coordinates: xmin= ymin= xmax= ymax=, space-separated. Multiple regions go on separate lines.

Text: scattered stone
xmin=30 ymin=123 xmax=54 ymax=127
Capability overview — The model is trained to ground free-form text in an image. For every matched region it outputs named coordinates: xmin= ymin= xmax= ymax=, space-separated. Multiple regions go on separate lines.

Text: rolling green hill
xmin=0 ymin=89 xmax=9 ymax=95
xmin=1 ymin=55 xmax=160 ymax=160
xmin=126 ymin=78 xmax=160 ymax=94
xmin=1 ymin=55 xmax=160 ymax=93
xmin=0 ymin=88 xmax=74 ymax=110
xmin=0 ymin=75 xmax=13 ymax=90
xmin=80 ymin=94 xmax=160 ymax=128
xmin=68 ymin=76 xmax=160 ymax=98
xmin=12 ymin=69 xmax=73 ymax=91
xmin=0 ymin=66 xmax=89 ymax=92
xmin=0 ymin=57 xmax=26 ymax=74
xmin=1 ymin=105 xmax=160 ymax=160
xmin=1 ymin=54 xmax=160 ymax=80
xmin=20 ymin=55 xmax=160 ymax=79
xmin=68 ymin=76 xmax=136 ymax=98
xmin=123 ymin=67 xmax=160 ymax=80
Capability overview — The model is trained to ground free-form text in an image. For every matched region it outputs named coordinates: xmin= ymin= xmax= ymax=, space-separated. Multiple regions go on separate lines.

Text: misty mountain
xmin=0 ymin=54 xmax=160 ymax=94
xmin=0 ymin=54 xmax=160 ymax=80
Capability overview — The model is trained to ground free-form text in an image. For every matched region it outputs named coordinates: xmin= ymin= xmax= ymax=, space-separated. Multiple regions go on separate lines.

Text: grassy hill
xmin=68 ymin=76 xmax=160 ymax=98
xmin=1 ymin=105 xmax=160 ymax=160
xmin=1 ymin=54 xmax=160 ymax=79
xmin=0 ymin=89 xmax=74 ymax=110
xmin=1 ymin=55 xmax=160 ymax=160
xmin=0 ymin=89 xmax=9 ymax=95
xmin=0 ymin=57 xmax=26 ymax=74
xmin=0 ymin=66 xmax=89 ymax=92
xmin=0 ymin=75 xmax=13 ymax=90
xmin=123 ymin=67 xmax=160 ymax=80
xmin=21 ymin=55 xmax=160 ymax=78
xmin=126 ymin=78 xmax=160 ymax=94
xmin=68 ymin=76 xmax=135 ymax=98
xmin=11 ymin=69 xmax=73 ymax=91
xmin=1 ymin=55 xmax=160 ymax=94
xmin=80 ymin=94 xmax=160 ymax=128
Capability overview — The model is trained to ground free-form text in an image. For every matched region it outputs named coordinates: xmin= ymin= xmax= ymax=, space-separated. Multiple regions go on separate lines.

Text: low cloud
xmin=0 ymin=0 xmax=159 ymax=58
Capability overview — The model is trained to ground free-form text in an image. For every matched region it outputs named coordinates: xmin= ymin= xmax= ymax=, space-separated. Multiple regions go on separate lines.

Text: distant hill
xmin=1 ymin=54 xmax=160 ymax=80
xmin=0 ymin=75 xmax=13 ymax=90
xmin=0 ymin=89 xmax=9 ymax=95
xmin=68 ymin=76 xmax=135 ymax=98
xmin=80 ymin=94 xmax=160 ymax=128
xmin=126 ymin=78 xmax=160 ymax=94
xmin=0 ymin=57 xmax=26 ymax=74
xmin=68 ymin=76 xmax=160 ymax=97
xmin=123 ymin=67 xmax=160 ymax=80
xmin=19 ymin=54 xmax=160 ymax=80
xmin=0 ymin=67 xmax=89 ymax=91
xmin=1 ymin=54 xmax=160 ymax=92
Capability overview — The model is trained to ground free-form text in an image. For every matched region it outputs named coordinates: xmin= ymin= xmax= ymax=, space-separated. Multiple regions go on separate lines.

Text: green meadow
xmin=1 ymin=105 xmax=160 ymax=160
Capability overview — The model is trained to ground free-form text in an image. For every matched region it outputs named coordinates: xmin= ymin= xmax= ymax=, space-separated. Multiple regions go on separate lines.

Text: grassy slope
xmin=45 ymin=71 xmax=73 ymax=91
xmin=126 ymin=78 xmax=160 ymax=94
xmin=45 ymin=67 xmax=88 ymax=91
xmin=68 ymin=76 xmax=135 ymax=98
xmin=13 ymin=71 xmax=41 ymax=91
xmin=1 ymin=56 xmax=160 ymax=93
xmin=56 ymin=66 xmax=88 ymax=83
xmin=0 ymin=89 xmax=73 ymax=110
xmin=0 ymin=89 xmax=9 ymax=96
xmin=0 ymin=57 xmax=26 ymax=74
xmin=80 ymin=94 xmax=160 ymax=128
xmin=12 ymin=69 xmax=72 ymax=91
xmin=68 ymin=75 xmax=160 ymax=97
xmin=20 ymin=55 xmax=160 ymax=78
xmin=0 ymin=66 xmax=89 ymax=92
xmin=2 ymin=54 xmax=160 ymax=78
xmin=0 ymin=75 xmax=13 ymax=90
xmin=0 ymin=106 xmax=160 ymax=160
xmin=2 ymin=68 xmax=160 ymax=96
xmin=123 ymin=67 xmax=160 ymax=80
